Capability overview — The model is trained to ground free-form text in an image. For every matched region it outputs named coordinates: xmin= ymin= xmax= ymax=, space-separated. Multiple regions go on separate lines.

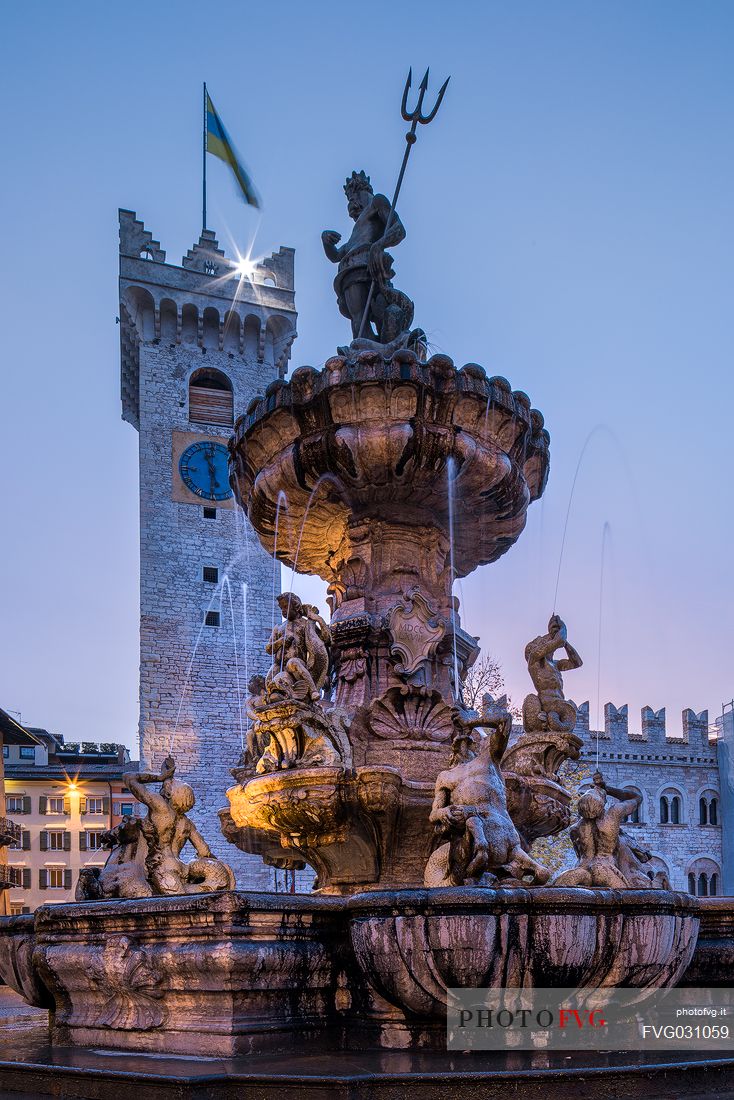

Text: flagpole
xmin=202 ymin=82 xmax=208 ymax=232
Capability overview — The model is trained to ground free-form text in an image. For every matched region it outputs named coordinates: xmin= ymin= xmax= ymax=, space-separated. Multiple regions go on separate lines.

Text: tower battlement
xmin=119 ymin=210 xmax=297 ymax=429
xmin=568 ymin=701 xmax=714 ymax=749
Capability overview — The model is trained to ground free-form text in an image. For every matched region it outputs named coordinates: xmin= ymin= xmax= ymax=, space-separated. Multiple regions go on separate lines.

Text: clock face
xmin=178 ymin=441 xmax=233 ymax=502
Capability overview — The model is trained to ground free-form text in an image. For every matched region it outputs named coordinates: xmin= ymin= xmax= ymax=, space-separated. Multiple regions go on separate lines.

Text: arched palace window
xmin=659 ymin=790 xmax=682 ymax=825
xmin=687 ymin=860 xmax=720 ymax=897
xmin=699 ymin=793 xmax=719 ymax=826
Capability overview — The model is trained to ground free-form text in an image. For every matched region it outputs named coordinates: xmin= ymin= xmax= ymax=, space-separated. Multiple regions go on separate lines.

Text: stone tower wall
xmin=119 ymin=211 xmax=299 ymax=888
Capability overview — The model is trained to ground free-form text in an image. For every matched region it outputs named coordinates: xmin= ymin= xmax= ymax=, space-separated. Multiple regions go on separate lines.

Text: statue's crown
xmin=344 ymin=170 xmax=373 ymax=200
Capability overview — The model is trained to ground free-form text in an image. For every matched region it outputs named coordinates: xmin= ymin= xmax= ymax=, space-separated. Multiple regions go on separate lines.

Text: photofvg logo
xmin=447 ymin=988 xmax=734 ymax=1051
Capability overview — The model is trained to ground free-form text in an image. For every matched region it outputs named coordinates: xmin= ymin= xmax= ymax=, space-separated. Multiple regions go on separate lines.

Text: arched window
xmin=646 ymin=856 xmax=670 ymax=889
xmin=660 ymin=788 xmax=683 ymax=825
xmin=189 ymin=368 xmax=233 ymax=427
xmin=699 ymin=793 xmax=719 ymax=827
xmin=688 ymin=859 xmax=721 ymax=897
xmin=627 ymin=787 xmax=643 ymax=824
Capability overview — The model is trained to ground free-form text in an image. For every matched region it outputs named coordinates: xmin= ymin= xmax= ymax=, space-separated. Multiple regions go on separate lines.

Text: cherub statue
xmin=265 ymin=593 xmax=331 ymax=703
xmin=553 ymin=771 xmax=664 ymax=889
xmin=522 ymin=614 xmax=582 ymax=735
xmin=124 ymin=756 xmax=235 ymax=895
xmin=424 ymin=697 xmax=550 ymax=888
xmin=321 ymin=170 xmax=418 ymax=348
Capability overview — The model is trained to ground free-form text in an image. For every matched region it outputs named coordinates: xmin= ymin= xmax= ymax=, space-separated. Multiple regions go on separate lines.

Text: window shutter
xmin=63 ymin=798 xmax=71 ymax=815
xmin=102 ymin=797 xmax=110 ymax=815
xmin=40 ymin=831 xmax=48 ymax=851
xmin=80 ymin=798 xmax=87 ymax=815
xmin=63 ymin=832 xmax=71 ymax=851
xmin=39 ymin=870 xmax=47 ymax=890
xmin=22 ymin=830 xmax=30 ymax=851
xmin=22 ymin=906 xmax=30 ymax=914
xmin=39 ymin=796 xmax=47 ymax=815
xmin=64 ymin=869 xmax=72 ymax=890
xmin=22 ymin=796 xmax=31 ymax=815
xmin=113 ymin=803 xmax=121 ymax=816
xmin=189 ymin=385 xmax=233 ymax=426
xmin=79 ymin=831 xmax=87 ymax=852
xmin=22 ymin=869 xmax=31 ymax=889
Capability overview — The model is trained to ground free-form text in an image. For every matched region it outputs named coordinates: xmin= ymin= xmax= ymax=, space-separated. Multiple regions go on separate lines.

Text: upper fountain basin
xmin=229 ymin=349 xmax=550 ymax=582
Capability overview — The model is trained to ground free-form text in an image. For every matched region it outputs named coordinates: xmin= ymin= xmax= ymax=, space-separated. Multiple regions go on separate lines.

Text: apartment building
xmin=4 ymin=728 xmax=140 ymax=912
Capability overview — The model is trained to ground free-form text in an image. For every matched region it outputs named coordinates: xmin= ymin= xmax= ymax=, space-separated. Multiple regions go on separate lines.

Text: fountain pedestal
xmin=224 ymin=351 xmax=573 ymax=892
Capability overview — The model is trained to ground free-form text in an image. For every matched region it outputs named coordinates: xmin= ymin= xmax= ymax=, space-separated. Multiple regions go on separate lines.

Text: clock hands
xmin=203 ymin=444 xmax=219 ymax=495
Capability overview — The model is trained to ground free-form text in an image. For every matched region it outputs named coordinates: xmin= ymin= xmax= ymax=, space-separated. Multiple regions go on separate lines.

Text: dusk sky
xmin=1 ymin=1 xmax=732 ymax=752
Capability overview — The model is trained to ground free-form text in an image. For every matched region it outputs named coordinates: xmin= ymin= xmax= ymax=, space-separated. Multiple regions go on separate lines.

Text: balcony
xmin=0 ymin=817 xmax=22 ymax=848
xmin=0 ymin=864 xmax=22 ymax=889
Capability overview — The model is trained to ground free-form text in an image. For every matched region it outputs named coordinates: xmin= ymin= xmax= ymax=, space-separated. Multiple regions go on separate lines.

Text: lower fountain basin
xmin=348 ymin=887 xmax=700 ymax=1017
xmin=0 ymin=887 xmax=699 ymax=1056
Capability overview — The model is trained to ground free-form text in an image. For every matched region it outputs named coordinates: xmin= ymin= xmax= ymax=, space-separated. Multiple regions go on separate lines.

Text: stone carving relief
xmin=369 ymin=687 xmax=455 ymax=744
xmin=84 ymin=935 xmax=166 ymax=1030
xmin=424 ymin=697 xmax=550 ymax=888
xmin=387 ymin=588 xmax=446 ymax=678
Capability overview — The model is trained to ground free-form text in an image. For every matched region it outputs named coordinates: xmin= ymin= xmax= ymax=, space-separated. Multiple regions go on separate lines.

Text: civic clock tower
xmin=118 ymin=210 xmax=297 ymax=886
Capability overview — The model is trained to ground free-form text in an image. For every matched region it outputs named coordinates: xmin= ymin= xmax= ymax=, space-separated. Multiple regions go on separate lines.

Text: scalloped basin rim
xmin=235 ymin=764 xmax=435 ymax=795
xmin=3 ymin=887 xmax=700 ymax=931
xmin=346 ymin=886 xmax=701 ymax=918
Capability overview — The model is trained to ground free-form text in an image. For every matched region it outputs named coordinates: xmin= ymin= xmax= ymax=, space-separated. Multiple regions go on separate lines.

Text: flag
xmin=205 ymin=91 xmax=261 ymax=210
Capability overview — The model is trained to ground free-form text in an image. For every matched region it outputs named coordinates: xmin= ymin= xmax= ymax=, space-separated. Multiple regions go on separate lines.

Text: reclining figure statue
xmin=424 ymin=697 xmax=550 ymax=888
xmin=76 ymin=756 xmax=234 ymax=899
xmin=553 ymin=771 xmax=669 ymax=890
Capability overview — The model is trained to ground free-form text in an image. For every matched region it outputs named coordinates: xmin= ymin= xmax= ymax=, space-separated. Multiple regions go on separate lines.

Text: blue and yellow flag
xmin=205 ymin=91 xmax=261 ymax=210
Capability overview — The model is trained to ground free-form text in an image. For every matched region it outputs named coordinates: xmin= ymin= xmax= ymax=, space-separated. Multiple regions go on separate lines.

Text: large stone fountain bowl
xmin=348 ymin=887 xmax=700 ymax=1018
xmin=229 ymin=349 xmax=550 ymax=584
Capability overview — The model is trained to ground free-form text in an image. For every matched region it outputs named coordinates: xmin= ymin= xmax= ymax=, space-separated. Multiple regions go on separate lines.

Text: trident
xmin=356 ymin=67 xmax=450 ymax=340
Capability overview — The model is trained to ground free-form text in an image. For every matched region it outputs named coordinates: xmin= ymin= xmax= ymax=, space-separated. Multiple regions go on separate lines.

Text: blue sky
xmin=1 ymin=1 xmax=732 ymax=749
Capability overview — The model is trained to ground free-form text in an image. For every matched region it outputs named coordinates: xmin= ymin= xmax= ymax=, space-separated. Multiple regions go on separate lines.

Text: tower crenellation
xmin=641 ymin=705 xmax=666 ymax=741
xmin=569 ymin=700 xmax=589 ymax=734
xmin=604 ymin=702 xmax=628 ymax=739
xmin=683 ymin=708 xmax=709 ymax=747
xmin=119 ymin=209 xmax=299 ymax=888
